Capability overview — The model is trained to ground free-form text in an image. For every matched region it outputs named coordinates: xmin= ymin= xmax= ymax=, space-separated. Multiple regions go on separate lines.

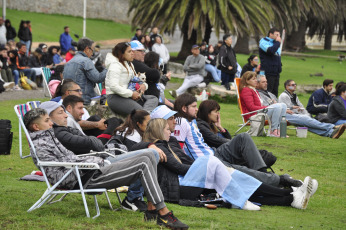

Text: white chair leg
xmin=104 ymin=191 xmax=114 ymax=211
xmin=92 ymin=195 xmax=101 ymax=219
xmin=47 ymin=193 xmax=68 ymax=204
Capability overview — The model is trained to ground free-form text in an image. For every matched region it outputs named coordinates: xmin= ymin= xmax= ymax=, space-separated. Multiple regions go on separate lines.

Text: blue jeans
xmin=20 ymin=40 xmax=31 ymax=56
xmin=205 ymin=64 xmax=221 ymax=82
xmin=107 ymin=148 xmax=159 ymax=202
xmin=334 ymin=120 xmax=346 ymax=125
xmin=286 ymin=114 xmax=334 ymax=137
xmin=266 ymin=103 xmax=287 ymax=131
xmin=12 ymin=70 xmax=20 ymax=85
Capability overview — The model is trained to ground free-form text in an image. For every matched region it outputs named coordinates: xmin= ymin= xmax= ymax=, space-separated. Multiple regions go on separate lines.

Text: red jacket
xmin=240 ymin=87 xmax=267 ymax=120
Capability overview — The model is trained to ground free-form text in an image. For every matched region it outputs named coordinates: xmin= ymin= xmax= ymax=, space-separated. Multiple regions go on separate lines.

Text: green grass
xmin=1 ymin=8 xmax=133 ymax=42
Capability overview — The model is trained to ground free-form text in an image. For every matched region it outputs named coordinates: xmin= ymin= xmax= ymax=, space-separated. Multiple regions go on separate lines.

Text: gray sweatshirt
xmin=183 ymin=54 xmax=205 ymax=77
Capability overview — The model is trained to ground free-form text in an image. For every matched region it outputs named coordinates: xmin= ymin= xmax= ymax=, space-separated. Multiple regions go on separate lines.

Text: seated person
xmin=53 ymin=80 xmax=107 ymax=136
xmin=240 ymin=54 xmax=260 ymax=77
xmin=306 ymin=79 xmax=334 ymax=120
xmin=15 ymin=42 xmax=36 ymax=83
xmin=105 ymin=42 xmax=158 ymax=116
xmin=23 ymin=108 xmax=188 ymax=229
xmin=203 ymin=45 xmax=221 ymax=82
xmin=114 ymin=109 xmax=151 ymax=149
xmin=48 ymin=65 xmax=64 ymax=97
xmin=328 ymin=82 xmax=346 ymax=125
xmin=278 ymin=79 xmax=310 ymax=116
xmin=257 ymin=75 xmax=345 ymax=139
xmin=136 ymin=118 xmax=318 ymax=210
xmin=240 ymin=71 xmax=287 ymax=137
xmin=150 ymin=105 xmax=301 ymax=188
xmin=143 ymin=51 xmax=174 ymax=108
xmin=169 ymin=45 xmax=205 ymax=98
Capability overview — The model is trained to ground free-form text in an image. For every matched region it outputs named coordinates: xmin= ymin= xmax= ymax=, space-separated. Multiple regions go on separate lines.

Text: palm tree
xmin=306 ymin=0 xmax=345 ymax=50
xmin=128 ymin=0 xmax=273 ymax=58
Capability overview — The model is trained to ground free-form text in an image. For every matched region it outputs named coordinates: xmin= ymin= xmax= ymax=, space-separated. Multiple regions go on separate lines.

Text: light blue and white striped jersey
xmin=172 ymin=117 xmax=214 ymax=160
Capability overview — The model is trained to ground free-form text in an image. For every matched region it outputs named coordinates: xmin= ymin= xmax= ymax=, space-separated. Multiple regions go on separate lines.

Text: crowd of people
xmin=6 ymin=23 xmax=346 ymax=229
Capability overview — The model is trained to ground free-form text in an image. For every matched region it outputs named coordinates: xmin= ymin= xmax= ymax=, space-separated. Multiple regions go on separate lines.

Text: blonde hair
xmin=240 ymin=71 xmax=257 ymax=91
xmin=143 ymin=118 xmax=182 ymax=164
xmin=143 ymin=118 xmax=167 ymax=143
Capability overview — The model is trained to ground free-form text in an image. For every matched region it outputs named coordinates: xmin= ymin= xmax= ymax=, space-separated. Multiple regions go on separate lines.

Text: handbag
xmin=20 ymin=72 xmax=32 ymax=90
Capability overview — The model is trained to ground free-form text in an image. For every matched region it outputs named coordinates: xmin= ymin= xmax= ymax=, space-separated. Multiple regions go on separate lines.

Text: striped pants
xmin=87 ymin=151 xmax=166 ymax=210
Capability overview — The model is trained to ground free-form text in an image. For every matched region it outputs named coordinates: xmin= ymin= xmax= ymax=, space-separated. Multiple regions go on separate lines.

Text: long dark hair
xmin=115 ymin=109 xmax=150 ymax=137
xmin=144 ymin=51 xmax=160 ymax=70
xmin=174 ymin=93 xmax=197 ymax=121
xmin=112 ymin=42 xmax=134 ymax=74
xmin=197 ymin=100 xmax=220 ymax=133
xmin=335 ymin=82 xmax=346 ymax=96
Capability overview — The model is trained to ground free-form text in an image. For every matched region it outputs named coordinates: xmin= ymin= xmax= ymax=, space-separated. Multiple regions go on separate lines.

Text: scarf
xmin=284 ymin=90 xmax=298 ymax=106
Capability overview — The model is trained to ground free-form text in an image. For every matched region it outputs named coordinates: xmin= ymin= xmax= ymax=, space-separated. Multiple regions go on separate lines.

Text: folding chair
xmin=41 ymin=67 xmax=52 ymax=98
xmin=14 ymin=103 xmax=33 ymax=159
xmin=234 ymin=78 xmax=270 ymax=135
xmin=26 ymin=101 xmax=41 ymax=109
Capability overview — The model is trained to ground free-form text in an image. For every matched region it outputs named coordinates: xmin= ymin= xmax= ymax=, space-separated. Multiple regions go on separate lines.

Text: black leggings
xmin=250 ymin=183 xmax=293 ymax=206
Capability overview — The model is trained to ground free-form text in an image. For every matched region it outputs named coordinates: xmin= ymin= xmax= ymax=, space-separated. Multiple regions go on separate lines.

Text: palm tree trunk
xmin=324 ymin=26 xmax=333 ymax=50
xmin=285 ymin=18 xmax=307 ymax=51
xmin=177 ymin=29 xmax=197 ymax=60
xmin=234 ymin=34 xmax=250 ymax=54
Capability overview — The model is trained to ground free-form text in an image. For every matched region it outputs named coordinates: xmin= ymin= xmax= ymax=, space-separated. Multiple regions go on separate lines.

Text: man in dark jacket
xmin=59 ymin=26 xmax=73 ymax=52
xmin=5 ymin=19 xmax=16 ymax=41
xmin=259 ymin=27 xmax=282 ymax=97
xmin=306 ymin=79 xmax=333 ymax=117
xmin=218 ymin=34 xmax=237 ymax=90
xmin=130 ymin=41 xmax=161 ymax=99
xmin=15 ymin=42 xmax=36 ymax=82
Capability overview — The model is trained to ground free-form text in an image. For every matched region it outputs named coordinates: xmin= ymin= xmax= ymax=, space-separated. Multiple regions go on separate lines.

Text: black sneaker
xmin=133 ymin=197 xmax=148 ymax=212
xmin=157 ymin=211 xmax=189 ymax=229
xmin=144 ymin=209 xmax=158 ymax=221
xmin=121 ymin=196 xmax=138 ymax=211
xmin=280 ymin=174 xmax=303 ymax=187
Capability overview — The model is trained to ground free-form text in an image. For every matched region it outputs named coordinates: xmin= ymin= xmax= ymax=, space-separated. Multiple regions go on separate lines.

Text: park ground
xmin=0 ymin=8 xmax=345 ymax=230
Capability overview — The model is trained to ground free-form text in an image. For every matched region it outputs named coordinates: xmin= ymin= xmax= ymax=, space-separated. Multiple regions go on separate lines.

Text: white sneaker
xmin=291 ymin=176 xmax=312 ymax=209
xmin=4 ymin=82 xmax=15 ymax=89
xmin=242 ymin=200 xmax=261 ymax=211
xmin=197 ymin=82 xmax=207 ymax=88
xmin=14 ymin=85 xmax=23 ymax=90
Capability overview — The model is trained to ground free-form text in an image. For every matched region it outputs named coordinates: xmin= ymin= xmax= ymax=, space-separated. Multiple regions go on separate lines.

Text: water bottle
xmin=201 ymin=89 xmax=208 ymax=101
xmin=280 ymin=116 xmax=287 ymax=138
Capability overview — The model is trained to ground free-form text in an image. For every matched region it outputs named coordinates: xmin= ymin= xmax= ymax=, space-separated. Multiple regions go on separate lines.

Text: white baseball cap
xmin=150 ymin=105 xmax=177 ymax=120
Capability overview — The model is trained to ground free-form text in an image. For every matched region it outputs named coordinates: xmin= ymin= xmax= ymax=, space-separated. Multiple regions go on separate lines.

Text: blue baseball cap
xmin=191 ymin=44 xmax=199 ymax=49
xmin=150 ymin=105 xmax=177 ymax=120
xmin=130 ymin=40 xmax=145 ymax=51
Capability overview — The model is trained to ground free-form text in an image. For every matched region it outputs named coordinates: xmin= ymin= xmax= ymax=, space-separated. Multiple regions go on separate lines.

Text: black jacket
xmin=196 ymin=118 xmax=231 ymax=148
xmin=18 ymin=27 xmax=31 ymax=41
xmin=218 ymin=44 xmax=237 ymax=75
xmin=132 ymin=59 xmax=161 ymax=99
xmin=327 ymin=96 xmax=346 ymax=124
xmin=0 ymin=55 xmax=9 ymax=70
xmin=132 ymin=137 xmax=194 ymax=202
xmin=240 ymin=63 xmax=256 ymax=77
xmin=53 ymin=124 xmax=104 ymax=155
xmin=29 ymin=55 xmax=47 ymax=68
xmin=5 ymin=25 xmax=16 ymax=40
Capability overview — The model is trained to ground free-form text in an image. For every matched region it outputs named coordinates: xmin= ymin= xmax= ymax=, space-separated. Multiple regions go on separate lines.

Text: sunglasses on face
xmin=68 ymin=89 xmax=82 ymax=93
xmin=289 ymin=84 xmax=297 ymax=86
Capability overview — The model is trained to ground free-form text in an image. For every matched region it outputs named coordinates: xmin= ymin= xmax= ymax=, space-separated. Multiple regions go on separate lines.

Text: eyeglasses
xmin=68 ymin=89 xmax=82 ymax=93
xmin=289 ymin=84 xmax=297 ymax=86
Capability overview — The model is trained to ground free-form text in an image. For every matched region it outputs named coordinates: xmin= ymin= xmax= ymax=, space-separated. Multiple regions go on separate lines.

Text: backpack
xmin=105 ymin=135 xmax=128 ymax=155
xmin=0 ymin=120 xmax=13 ymax=155
xmin=247 ymin=112 xmax=270 ymax=137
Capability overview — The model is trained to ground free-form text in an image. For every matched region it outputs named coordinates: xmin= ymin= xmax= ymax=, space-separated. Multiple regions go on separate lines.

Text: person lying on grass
xmin=134 ymin=118 xmax=318 ymax=210
xmin=23 ymin=108 xmax=189 ymax=230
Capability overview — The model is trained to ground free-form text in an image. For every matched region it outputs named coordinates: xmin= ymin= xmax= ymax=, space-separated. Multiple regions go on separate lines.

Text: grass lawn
xmin=1 ymin=8 xmax=133 ymax=42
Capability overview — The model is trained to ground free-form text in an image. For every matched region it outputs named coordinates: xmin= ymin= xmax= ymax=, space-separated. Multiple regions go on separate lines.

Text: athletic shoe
xmin=14 ymin=85 xmax=23 ymax=90
xmin=4 ymin=82 xmax=15 ymax=89
xmin=291 ymin=176 xmax=314 ymax=209
xmin=121 ymin=196 xmax=138 ymax=211
xmin=132 ymin=197 xmax=148 ymax=212
xmin=331 ymin=124 xmax=345 ymax=139
xmin=242 ymin=200 xmax=261 ymax=211
xmin=197 ymin=82 xmax=206 ymax=88
xmin=157 ymin=211 xmax=189 ymax=229
xmin=144 ymin=209 xmax=158 ymax=221
xmin=268 ymin=129 xmax=280 ymax=138
xmin=280 ymin=174 xmax=303 ymax=188
xmin=169 ymin=90 xmax=177 ymax=98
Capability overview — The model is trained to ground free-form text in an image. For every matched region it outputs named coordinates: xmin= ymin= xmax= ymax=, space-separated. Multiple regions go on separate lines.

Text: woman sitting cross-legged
xmin=240 ymin=71 xmax=287 ymax=137
xmin=135 ymin=118 xmax=318 ymax=211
